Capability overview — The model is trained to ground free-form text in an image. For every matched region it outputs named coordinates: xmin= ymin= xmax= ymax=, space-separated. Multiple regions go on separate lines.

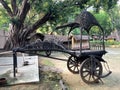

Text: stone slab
xmin=0 ymin=56 xmax=39 ymax=85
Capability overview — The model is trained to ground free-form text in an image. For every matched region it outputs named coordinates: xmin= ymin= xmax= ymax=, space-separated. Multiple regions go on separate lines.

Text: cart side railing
xmin=90 ymin=41 xmax=103 ymax=50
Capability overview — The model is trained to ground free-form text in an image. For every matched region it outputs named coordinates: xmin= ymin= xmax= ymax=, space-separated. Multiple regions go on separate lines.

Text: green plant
xmin=105 ymin=40 xmax=120 ymax=46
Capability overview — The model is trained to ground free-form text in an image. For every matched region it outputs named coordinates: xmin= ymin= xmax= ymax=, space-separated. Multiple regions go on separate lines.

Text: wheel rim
xmin=46 ymin=50 xmax=51 ymax=56
xmin=80 ymin=57 xmax=102 ymax=84
xmin=43 ymin=41 xmax=52 ymax=56
xmin=67 ymin=56 xmax=80 ymax=74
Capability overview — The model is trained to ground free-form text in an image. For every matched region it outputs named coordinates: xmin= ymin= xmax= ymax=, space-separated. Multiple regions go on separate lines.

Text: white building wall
xmin=0 ymin=30 xmax=8 ymax=49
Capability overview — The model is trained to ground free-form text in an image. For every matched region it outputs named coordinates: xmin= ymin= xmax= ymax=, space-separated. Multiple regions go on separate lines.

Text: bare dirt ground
xmin=48 ymin=48 xmax=120 ymax=90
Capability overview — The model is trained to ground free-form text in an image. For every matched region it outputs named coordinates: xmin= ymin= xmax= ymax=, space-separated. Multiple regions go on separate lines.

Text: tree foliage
xmin=0 ymin=0 xmax=118 ymax=50
xmin=108 ymin=5 xmax=120 ymax=31
xmin=88 ymin=0 xmax=118 ymax=12
xmin=93 ymin=10 xmax=112 ymax=36
xmin=0 ymin=7 xmax=9 ymax=30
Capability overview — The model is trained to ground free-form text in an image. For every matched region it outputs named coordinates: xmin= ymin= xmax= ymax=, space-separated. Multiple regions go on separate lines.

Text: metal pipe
xmin=13 ymin=51 xmax=17 ymax=77
xmin=103 ymin=30 xmax=105 ymax=50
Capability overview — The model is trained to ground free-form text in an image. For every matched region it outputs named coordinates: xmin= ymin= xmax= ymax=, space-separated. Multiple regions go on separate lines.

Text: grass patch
xmin=40 ymin=59 xmax=54 ymax=67
xmin=39 ymin=57 xmax=55 ymax=66
xmin=39 ymin=71 xmax=62 ymax=90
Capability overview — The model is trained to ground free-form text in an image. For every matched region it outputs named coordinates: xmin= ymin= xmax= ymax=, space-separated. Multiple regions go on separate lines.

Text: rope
xmin=0 ymin=51 xmax=12 ymax=55
xmin=40 ymin=54 xmax=68 ymax=62
xmin=28 ymin=52 xmax=68 ymax=62
xmin=0 ymin=64 xmax=13 ymax=66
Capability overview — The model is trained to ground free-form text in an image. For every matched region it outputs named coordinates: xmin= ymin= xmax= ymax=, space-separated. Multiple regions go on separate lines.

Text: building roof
xmin=44 ymin=35 xmax=70 ymax=42
xmin=107 ymin=30 xmax=120 ymax=41
xmin=44 ymin=35 xmax=89 ymax=42
xmin=72 ymin=35 xmax=89 ymax=41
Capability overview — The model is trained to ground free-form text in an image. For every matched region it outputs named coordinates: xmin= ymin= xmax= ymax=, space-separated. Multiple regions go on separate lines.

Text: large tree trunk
xmin=4 ymin=23 xmax=22 ymax=50
xmin=4 ymin=12 xmax=51 ymax=50
xmin=0 ymin=0 xmax=51 ymax=50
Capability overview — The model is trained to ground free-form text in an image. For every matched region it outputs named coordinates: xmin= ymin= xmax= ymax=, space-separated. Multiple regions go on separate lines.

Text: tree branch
xmin=0 ymin=0 xmax=13 ymax=17
xmin=32 ymin=12 xmax=51 ymax=30
xmin=21 ymin=12 xmax=51 ymax=40
xmin=19 ymin=0 xmax=30 ymax=23
xmin=11 ymin=0 xmax=18 ymax=15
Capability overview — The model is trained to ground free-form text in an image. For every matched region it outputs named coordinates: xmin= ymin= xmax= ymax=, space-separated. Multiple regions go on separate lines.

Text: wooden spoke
xmin=67 ymin=56 xmax=80 ymax=74
xmin=79 ymin=57 xmax=103 ymax=84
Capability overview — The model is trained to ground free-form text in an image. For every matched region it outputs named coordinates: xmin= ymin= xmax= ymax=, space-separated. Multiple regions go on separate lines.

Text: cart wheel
xmin=43 ymin=41 xmax=52 ymax=56
xmin=45 ymin=50 xmax=51 ymax=56
xmin=80 ymin=57 xmax=102 ymax=84
xmin=67 ymin=56 xmax=80 ymax=74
